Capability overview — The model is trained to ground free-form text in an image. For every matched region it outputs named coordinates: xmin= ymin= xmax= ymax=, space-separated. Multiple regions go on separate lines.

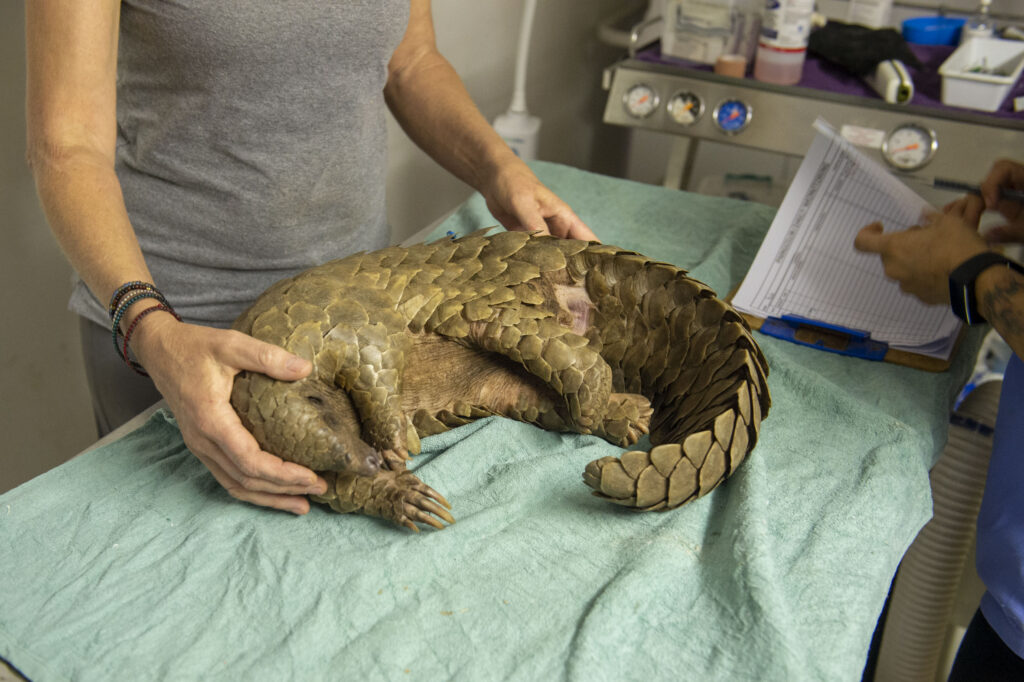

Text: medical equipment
xmin=601 ymin=37 xmax=1024 ymax=203
xmin=493 ymin=0 xmax=541 ymax=159
xmin=866 ymin=58 xmax=914 ymax=104
xmin=879 ymin=122 xmax=937 ymax=170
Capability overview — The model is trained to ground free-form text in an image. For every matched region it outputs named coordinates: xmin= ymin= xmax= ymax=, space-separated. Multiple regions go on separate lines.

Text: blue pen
xmin=932 ymin=178 xmax=1024 ymax=203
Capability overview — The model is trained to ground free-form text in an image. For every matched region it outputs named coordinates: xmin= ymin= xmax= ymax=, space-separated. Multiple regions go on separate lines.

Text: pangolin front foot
xmin=314 ymin=470 xmax=455 ymax=531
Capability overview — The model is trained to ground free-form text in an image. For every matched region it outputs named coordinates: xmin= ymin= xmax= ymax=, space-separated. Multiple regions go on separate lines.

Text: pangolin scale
xmin=230 ymin=229 xmax=770 ymax=530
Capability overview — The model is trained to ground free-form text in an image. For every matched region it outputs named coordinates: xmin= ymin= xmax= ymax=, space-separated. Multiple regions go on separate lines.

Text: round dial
xmin=713 ymin=99 xmax=752 ymax=134
xmin=623 ymin=83 xmax=659 ymax=119
xmin=881 ymin=123 xmax=938 ymax=171
xmin=667 ymin=92 xmax=704 ymax=126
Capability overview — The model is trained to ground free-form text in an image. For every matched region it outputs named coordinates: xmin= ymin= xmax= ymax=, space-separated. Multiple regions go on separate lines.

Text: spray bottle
xmin=493 ymin=0 xmax=541 ymax=160
xmin=961 ymin=0 xmax=995 ymax=44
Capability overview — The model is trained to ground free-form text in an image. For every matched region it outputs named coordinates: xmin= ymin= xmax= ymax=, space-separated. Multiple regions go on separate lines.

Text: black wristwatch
xmin=948 ymin=252 xmax=1024 ymax=325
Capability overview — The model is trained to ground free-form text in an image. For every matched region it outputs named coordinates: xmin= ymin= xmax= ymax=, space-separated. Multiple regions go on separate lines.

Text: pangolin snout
xmin=341 ymin=441 xmax=380 ymax=477
xmin=354 ymin=451 xmax=380 ymax=476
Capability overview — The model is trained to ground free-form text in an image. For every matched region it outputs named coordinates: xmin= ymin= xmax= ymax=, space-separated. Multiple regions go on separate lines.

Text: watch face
xmin=948 ymin=252 xmax=1017 ymax=325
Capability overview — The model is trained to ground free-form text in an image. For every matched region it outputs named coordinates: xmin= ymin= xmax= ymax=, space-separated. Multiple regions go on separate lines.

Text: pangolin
xmin=230 ymin=229 xmax=770 ymax=530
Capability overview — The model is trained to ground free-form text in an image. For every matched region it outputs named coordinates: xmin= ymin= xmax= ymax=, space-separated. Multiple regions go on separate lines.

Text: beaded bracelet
xmin=110 ymin=290 xmax=169 ymax=355
xmin=108 ymin=281 xmax=159 ymax=318
xmin=120 ymin=303 xmax=182 ymax=376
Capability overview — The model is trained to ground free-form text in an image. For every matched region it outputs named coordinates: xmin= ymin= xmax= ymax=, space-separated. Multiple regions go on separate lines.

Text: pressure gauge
xmin=881 ymin=123 xmax=938 ymax=171
xmin=713 ymin=99 xmax=752 ymax=134
xmin=667 ymin=92 xmax=704 ymax=126
xmin=623 ymin=83 xmax=659 ymax=119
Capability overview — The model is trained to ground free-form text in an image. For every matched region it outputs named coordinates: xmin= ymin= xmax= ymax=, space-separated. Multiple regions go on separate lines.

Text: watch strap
xmin=948 ymin=252 xmax=1024 ymax=325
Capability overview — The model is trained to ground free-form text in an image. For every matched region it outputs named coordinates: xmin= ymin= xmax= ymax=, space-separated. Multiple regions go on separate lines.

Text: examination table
xmin=0 ymin=162 xmax=984 ymax=681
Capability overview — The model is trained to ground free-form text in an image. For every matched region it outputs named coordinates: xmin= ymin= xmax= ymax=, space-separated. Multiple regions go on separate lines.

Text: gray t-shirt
xmin=71 ymin=0 xmax=410 ymax=328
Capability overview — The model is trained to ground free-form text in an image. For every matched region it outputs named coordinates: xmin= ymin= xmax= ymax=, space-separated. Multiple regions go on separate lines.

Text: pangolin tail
xmin=572 ymin=245 xmax=771 ymax=511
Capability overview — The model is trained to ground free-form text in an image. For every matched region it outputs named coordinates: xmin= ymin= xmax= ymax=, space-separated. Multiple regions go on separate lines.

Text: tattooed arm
xmin=977 ymin=265 xmax=1024 ymax=361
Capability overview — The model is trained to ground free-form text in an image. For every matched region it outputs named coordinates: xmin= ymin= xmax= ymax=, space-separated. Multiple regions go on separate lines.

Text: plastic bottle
xmin=960 ymin=0 xmax=995 ymax=44
xmin=753 ymin=0 xmax=815 ymax=85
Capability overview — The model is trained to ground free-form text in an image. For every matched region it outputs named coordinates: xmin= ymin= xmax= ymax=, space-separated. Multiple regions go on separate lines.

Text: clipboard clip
xmin=761 ymin=315 xmax=889 ymax=361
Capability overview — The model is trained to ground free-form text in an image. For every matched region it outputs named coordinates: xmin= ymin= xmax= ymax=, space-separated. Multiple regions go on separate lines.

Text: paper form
xmin=732 ymin=119 xmax=962 ymax=359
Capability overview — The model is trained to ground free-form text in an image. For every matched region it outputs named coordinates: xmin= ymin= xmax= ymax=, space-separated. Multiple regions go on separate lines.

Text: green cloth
xmin=0 ymin=162 xmax=981 ymax=681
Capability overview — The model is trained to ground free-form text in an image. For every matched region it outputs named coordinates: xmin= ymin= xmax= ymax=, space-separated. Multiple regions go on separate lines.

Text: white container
xmin=846 ymin=0 xmax=892 ymax=29
xmin=938 ymin=38 xmax=1024 ymax=112
xmin=753 ymin=0 xmax=815 ymax=85
xmin=662 ymin=0 xmax=761 ymax=66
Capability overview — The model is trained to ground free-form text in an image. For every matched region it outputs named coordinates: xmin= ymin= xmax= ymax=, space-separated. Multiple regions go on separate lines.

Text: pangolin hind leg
xmin=399 ymin=332 xmax=653 ymax=447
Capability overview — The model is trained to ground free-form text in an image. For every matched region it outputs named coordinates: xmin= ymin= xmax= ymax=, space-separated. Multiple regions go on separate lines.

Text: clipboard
xmin=729 ymin=291 xmax=963 ymax=372
xmin=727 ymin=119 xmax=965 ymax=373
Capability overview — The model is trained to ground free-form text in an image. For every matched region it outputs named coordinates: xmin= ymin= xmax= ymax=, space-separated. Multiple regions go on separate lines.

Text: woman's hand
xmin=384 ymin=1 xmax=597 ymax=243
xmin=481 ymin=161 xmax=598 ymax=241
xmin=131 ymin=313 xmax=327 ymax=515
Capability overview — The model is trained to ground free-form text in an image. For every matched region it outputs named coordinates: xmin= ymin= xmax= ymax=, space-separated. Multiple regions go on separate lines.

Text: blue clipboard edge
xmin=724 ymin=288 xmax=958 ymax=373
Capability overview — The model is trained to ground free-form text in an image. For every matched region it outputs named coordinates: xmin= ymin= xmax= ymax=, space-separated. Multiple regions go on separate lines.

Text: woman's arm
xmin=26 ymin=0 xmax=151 ymax=304
xmin=26 ymin=0 xmax=325 ymax=513
xmin=384 ymin=0 xmax=597 ymax=241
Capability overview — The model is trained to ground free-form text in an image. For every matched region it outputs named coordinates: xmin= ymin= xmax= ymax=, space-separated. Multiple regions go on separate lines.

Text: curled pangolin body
xmin=231 ymin=229 xmax=770 ymax=528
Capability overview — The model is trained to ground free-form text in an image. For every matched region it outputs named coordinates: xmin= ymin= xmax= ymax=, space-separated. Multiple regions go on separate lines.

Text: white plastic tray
xmin=938 ymin=37 xmax=1024 ymax=112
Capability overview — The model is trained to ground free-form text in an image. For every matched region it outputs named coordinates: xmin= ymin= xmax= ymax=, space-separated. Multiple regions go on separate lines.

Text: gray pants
xmin=79 ymin=318 xmax=163 ymax=437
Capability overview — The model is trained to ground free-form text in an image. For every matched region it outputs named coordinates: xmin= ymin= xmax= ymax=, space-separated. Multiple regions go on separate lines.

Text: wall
xmin=1 ymin=0 xmax=627 ymax=493
xmin=1 ymin=2 xmax=96 ymax=493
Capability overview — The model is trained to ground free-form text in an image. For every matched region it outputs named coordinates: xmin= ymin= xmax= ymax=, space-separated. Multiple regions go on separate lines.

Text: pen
xmin=932 ymin=178 xmax=1024 ymax=203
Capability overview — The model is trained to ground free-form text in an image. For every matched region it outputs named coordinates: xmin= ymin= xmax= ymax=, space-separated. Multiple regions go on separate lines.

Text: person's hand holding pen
xmin=932 ymin=159 xmax=1024 ymax=246
xmin=976 ymin=159 xmax=1024 ymax=245
xmin=854 ymin=195 xmax=990 ymax=304
xmin=855 ymin=158 xmax=1024 ymax=362
xmin=855 ymin=158 xmax=1024 ymax=302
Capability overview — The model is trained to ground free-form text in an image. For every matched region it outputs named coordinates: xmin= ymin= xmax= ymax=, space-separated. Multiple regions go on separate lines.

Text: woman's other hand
xmin=131 ymin=314 xmax=327 ymax=515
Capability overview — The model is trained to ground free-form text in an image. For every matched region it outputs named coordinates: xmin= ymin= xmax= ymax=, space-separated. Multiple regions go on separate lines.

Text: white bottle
xmin=845 ymin=0 xmax=892 ymax=29
xmin=961 ymin=0 xmax=995 ymax=44
xmin=753 ymin=0 xmax=815 ymax=85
